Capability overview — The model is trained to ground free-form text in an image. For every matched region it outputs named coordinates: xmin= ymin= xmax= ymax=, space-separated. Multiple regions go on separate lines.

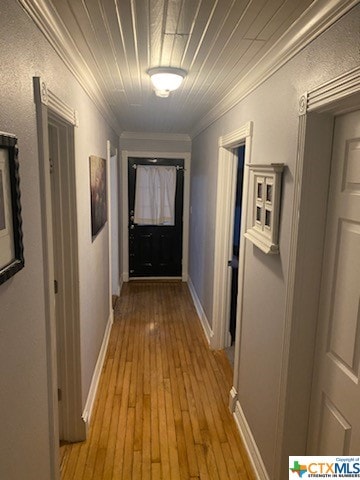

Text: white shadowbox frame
xmin=244 ymin=163 xmax=284 ymax=254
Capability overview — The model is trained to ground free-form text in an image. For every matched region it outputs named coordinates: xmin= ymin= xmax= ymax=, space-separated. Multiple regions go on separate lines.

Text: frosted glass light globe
xmin=147 ymin=67 xmax=186 ymax=97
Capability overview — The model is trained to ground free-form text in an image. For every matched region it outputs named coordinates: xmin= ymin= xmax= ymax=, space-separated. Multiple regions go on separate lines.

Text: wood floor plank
xmin=123 ymin=406 xmax=135 ymax=479
xmin=201 ymin=429 xmax=227 ymax=480
xmin=221 ymin=441 xmax=239 ymax=479
xmin=175 ymin=366 xmax=188 ymax=412
xmin=195 ymin=444 xmax=211 ymax=479
xmin=182 ymin=410 xmax=199 ymax=477
xmin=128 ymin=313 xmax=140 ymax=408
xmin=174 ymin=417 xmax=190 ymax=480
xmin=182 ymin=371 xmax=203 ymax=444
xmin=164 ymin=378 xmax=181 ymax=480
xmin=164 ymin=328 xmax=182 ymax=425
xmin=151 ymin=462 xmax=162 ymax=480
xmin=60 ymin=441 xmax=81 ymax=479
xmin=60 ymin=282 xmax=255 ymax=480
xmin=150 ymin=342 xmax=160 ymax=463
xmin=142 ymin=393 xmax=152 ymax=480
xmin=112 ymin=361 xmax=132 ymax=478
xmin=156 ymin=346 xmax=171 ymax=479
xmin=132 ymin=450 xmax=142 ymax=480
xmin=102 ymin=393 xmax=120 ymax=479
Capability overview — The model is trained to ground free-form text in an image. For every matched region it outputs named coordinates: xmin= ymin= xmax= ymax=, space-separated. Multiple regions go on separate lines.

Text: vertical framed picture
xmin=89 ymin=155 xmax=107 ymax=240
xmin=0 ymin=132 xmax=24 ymax=285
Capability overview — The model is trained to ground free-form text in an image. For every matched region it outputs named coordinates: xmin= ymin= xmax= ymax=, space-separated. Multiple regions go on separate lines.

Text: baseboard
xmin=187 ymin=277 xmax=214 ymax=344
xmin=233 ymin=400 xmax=270 ymax=480
xmin=229 ymin=386 xmax=238 ymax=412
xmin=82 ymin=310 xmax=114 ymax=429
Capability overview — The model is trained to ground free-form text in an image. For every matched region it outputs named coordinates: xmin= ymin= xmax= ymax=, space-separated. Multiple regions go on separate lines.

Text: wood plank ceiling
xmin=20 ymin=0 xmax=342 ymax=133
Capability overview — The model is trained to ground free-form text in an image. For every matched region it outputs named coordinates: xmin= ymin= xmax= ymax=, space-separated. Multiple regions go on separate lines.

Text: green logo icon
xmin=290 ymin=460 xmax=307 ymax=478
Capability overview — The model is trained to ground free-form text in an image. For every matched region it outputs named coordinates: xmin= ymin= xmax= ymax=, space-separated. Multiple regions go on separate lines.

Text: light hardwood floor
xmin=60 ymin=281 xmax=255 ymax=479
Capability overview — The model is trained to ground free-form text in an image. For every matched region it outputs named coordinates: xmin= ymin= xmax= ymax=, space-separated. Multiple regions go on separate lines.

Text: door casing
xmin=107 ymin=141 xmax=120 ymax=298
xmin=121 ymin=150 xmax=191 ymax=282
xmin=273 ymin=66 xmax=360 ymax=479
xmin=212 ymin=121 xmax=253 ymax=354
xmin=33 ymin=77 xmax=84 ymax=480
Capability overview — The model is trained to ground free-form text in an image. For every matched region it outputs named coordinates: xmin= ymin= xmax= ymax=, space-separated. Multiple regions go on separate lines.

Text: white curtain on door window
xmin=134 ymin=165 xmax=177 ymax=225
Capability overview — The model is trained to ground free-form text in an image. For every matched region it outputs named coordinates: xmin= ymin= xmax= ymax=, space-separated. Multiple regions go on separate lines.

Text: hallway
xmin=60 ymin=282 xmax=255 ymax=479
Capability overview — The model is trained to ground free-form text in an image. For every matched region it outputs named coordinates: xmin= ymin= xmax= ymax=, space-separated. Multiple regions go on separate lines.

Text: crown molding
xmin=191 ymin=0 xmax=359 ymax=138
xmin=120 ymin=131 xmax=191 ymax=142
xmin=18 ymin=0 xmax=122 ymax=134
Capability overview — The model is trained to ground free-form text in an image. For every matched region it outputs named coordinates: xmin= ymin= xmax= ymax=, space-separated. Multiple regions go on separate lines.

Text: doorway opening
xmin=226 ymin=145 xmax=245 ymax=366
xmin=47 ymin=112 xmax=84 ymax=444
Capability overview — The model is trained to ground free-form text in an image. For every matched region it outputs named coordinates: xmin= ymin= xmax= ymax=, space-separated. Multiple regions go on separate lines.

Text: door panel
xmin=318 ymin=396 xmax=351 ymax=454
xmin=128 ymin=157 xmax=184 ymax=277
xmin=134 ymin=232 xmax=154 ymax=269
xmin=308 ymin=110 xmax=360 ymax=454
xmin=328 ymin=221 xmax=360 ymax=375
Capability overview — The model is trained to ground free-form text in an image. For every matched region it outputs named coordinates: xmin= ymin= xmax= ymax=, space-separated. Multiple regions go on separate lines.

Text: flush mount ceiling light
xmin=147 ymin=67 xmax=187 ymax=98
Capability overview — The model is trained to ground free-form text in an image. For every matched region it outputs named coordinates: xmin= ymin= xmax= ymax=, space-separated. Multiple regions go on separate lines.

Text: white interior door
xmin=47 ymin=114 xmax=85 ymax=443
xmin=307 ymin=109 xmax=360 ymax=454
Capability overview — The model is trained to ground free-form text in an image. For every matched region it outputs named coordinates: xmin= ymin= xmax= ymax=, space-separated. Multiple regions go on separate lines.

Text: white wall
xmin=189 ymin=5 xmax=360 ymax=478
xmin=0 ymin=1 xmax=118 ymax=479
xmin=189 ymin=127 xmax=218 ymax=326
xmin=75 ymin=105 xmax=117 ymax=402
xmin=120 ymin=132 xmax=191 ymax=154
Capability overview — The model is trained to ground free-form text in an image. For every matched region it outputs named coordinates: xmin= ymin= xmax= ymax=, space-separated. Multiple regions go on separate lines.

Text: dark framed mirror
xmin=0 ymin=132 xmax=24 ymax=285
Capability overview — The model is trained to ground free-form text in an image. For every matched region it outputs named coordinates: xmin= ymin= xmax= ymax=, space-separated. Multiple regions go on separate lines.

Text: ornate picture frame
xmin=89 ymin=155 xmax=107 ymax=240
xmin=0 ymin=132 xmax=24 ymax=285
